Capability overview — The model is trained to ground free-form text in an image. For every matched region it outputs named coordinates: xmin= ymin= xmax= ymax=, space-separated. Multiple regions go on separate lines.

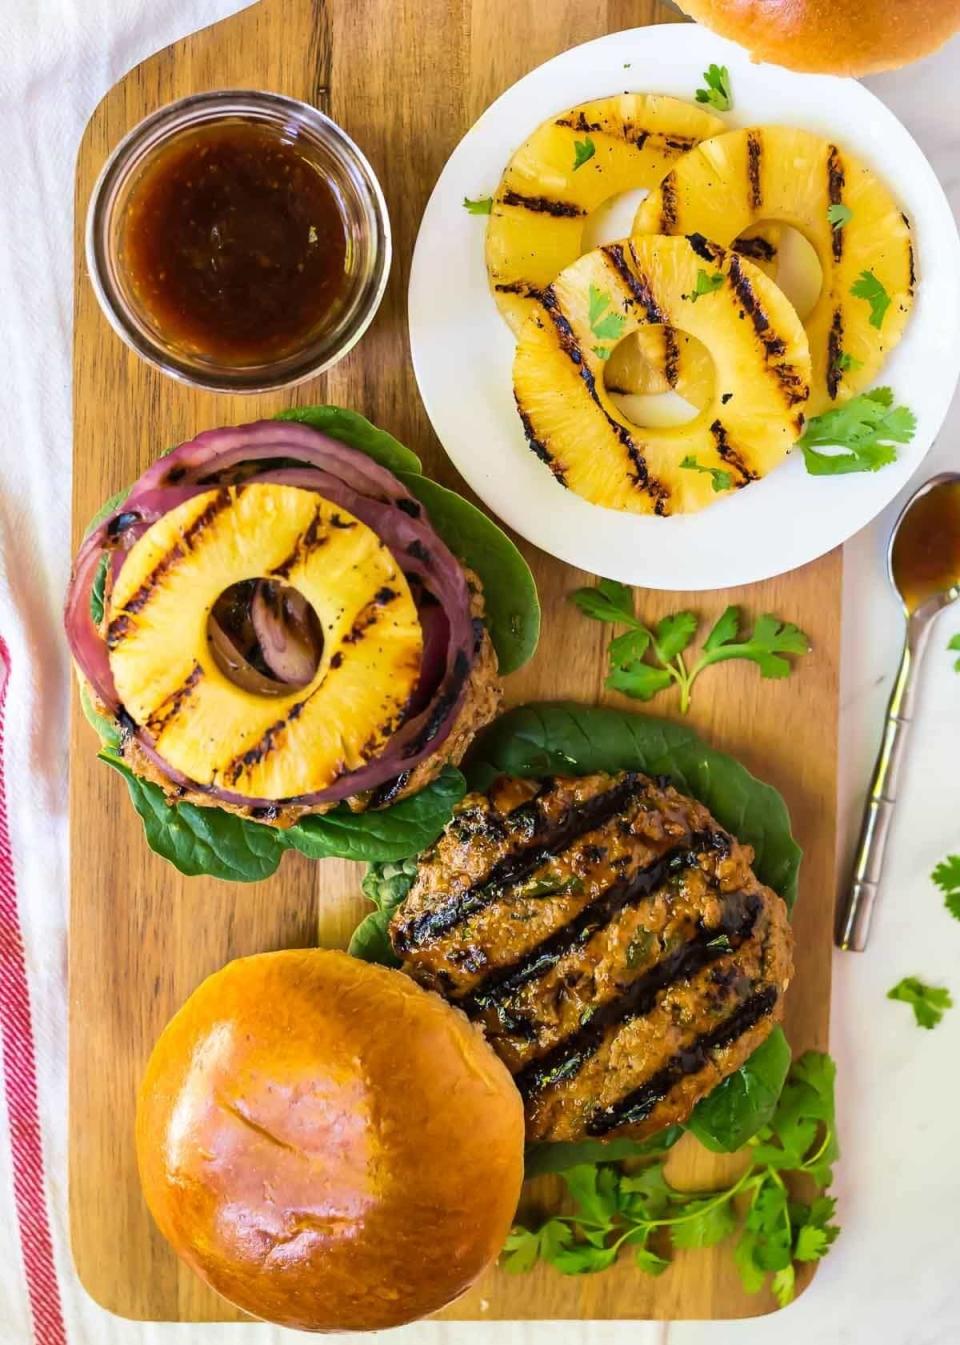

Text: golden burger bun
xmin=136 ymin=949 xmax=525 ymax=1331
xmin=675 ymin=0 xmax=960 ymax=75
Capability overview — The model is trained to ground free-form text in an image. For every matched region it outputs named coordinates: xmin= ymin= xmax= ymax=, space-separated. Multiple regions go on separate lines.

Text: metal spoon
xmin=836 ymin=472 xmax=960 ymax=951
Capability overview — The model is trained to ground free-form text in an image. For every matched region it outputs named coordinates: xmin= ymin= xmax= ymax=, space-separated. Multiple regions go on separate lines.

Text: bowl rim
xmin=85 ymin=88 xmax=392 ymax=395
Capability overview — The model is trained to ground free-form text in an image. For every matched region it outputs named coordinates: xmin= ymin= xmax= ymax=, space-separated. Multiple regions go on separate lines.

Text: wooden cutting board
xmin=70 ymin=0 xmax=839 ymax=1323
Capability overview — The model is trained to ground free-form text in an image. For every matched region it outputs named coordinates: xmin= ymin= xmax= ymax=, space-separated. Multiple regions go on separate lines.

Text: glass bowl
xmin=85 ymin=90 xmax=392 ymax=393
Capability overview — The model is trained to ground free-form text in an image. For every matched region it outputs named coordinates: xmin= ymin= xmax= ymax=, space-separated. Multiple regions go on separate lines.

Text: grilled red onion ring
xmin=64 ymin=422 xmax=479 ymax=808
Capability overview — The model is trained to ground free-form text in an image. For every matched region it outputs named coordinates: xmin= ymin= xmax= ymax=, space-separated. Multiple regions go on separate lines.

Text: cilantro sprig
xmin=933 ymin=852 xmax=960 ymax=921
xmin=682 ymin=269 xmax=724 ymax=303
xmin=463 ymin=195 xmax=493 ymax=215
xmin=573 ymin=137 xmax=596 ymax=170
xmin=695 ymin=63 xmax=732 ymax=112
xmin=827 ymin=203 xmax=852 ymax=230
xmin=569 ymin=581 xmax=809 ymax=713
xmin=851 ymin=269 xmax=892 ymax=329
xmin=680 ymin=454 xmax=733 ymax=493
xmin=504 ymin=1051 xmax=840 ymax=1307
xmin=588 ymin=284 xmax=627 ymax=360
xmin=798 ymin=387 xmax=915 ymax=476
xmin=948 ymin=634 xmax=960 ymax=672
xmin=887 ymin=976 xmax=953 ymax=1029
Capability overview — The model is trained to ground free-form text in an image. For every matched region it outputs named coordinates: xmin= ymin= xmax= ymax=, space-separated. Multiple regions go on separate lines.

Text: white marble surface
xmin=0 ymin=4 xmax=958 ymax=1343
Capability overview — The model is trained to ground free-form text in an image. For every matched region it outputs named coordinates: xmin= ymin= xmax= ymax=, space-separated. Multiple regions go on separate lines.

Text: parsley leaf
xmin=932 ymin=853 xmax=960 ymax=921
xmin=573 ymin=137 xmax=596 ymax=170
xmin=463 ymin=194 xmax=493 ymax=215
xmin=571 ymin=588 xmax=808 ymax=713
xmin=827 ymin=202 xmax=852 ymax=229
xmin=683 ymin=269 xmax=724 ymax=303
xmin=887 ymin=976 xmax=953 ymax=1029
xmin=680 ymin=454 xmax=734 ymax=493
xmin=798 ymin=386 xmax=916 ymax=476
xmin=851 ymin=269 xmax=892 ymax=329
xmin=836 ymin=351 xmax=862 ymax=373
xmin=504 ymin=1050 xmax=840 ymax=1306
xmin=949 ymin=633 xmax=960 ymax=672
xmin=695 ymin=63 xmax=732 ymax=111
xmin=587 ymin=284 xmax=627 ymax=347
xmin=569 ymin=577 xmax=635 ymax=623
xmin=653 ymin=611 xmax=699 ymax=663
xmin=605 ymin=663 xmax=674 ymax=701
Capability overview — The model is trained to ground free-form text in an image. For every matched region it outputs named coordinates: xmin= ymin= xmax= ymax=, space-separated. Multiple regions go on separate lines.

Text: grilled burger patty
xmin=389 ymin=771 xmax=793 ymax=1142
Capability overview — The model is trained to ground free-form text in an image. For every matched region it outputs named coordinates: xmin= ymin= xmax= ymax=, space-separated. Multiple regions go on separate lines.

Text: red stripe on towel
xmin=0 ymin=639 xmax=67 ymax=1344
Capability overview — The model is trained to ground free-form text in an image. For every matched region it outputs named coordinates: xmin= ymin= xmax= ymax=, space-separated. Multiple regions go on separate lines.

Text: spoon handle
xmin=836 ymin=618 xmax=931 ymax=951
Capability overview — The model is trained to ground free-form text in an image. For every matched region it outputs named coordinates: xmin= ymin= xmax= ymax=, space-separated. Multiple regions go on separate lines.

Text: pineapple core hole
xmin=207 ymin=579 xmax=323 ymax=694
xmin=735 ymin=223 xmax=823 ymax=321
xmin=604 ymin=328 xmax=710 ymax=429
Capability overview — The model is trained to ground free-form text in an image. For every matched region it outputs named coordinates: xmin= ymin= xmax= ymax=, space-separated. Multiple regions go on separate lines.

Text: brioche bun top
xmin=676 ymin=0 xmax=960 ymax=75
xmin=136 ymin=949 xmax=525 ymax=1331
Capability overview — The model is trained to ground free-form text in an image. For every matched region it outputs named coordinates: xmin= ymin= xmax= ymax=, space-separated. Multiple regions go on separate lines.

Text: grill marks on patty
xmin=391 ymin=772 xmax=793 ymax=1141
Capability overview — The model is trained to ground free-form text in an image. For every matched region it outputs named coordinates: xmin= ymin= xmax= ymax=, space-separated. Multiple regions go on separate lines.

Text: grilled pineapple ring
xmin=486 ymin=93 xmax=724 ymax=396
xmin=513 ymin=235 xmax=811 ymax=516
xmin=107 ymin=484 xmax=423 ymax=800
xmin=634 ymin=126 xmax=915 ymax=414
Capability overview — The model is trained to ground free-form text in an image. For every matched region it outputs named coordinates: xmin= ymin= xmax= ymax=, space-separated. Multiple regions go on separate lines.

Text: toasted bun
xmin=676 ymin=0 xmax=960 ymax=74
xmin=136 ymin=949 xmax=525 ymax=1331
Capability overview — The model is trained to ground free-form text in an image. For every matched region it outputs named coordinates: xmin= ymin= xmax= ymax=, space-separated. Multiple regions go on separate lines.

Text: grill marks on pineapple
xmin=145 ymin=662 xmax=204 ymax=738
xmin=727 ymin=256 xmax=809 ymax=408
xmin=494 ymin=279 xmax=546 ymax=304
xmin=500 ymin=190 xmax=585 ymax=218
xmin=538 ymin=287 xmax=668 ymax=509
xmin=827 ymin=307 xmax=845 ymax=399
xmin=515 ymin=396 xmax=567 ymax=484
xmin=106 ymin=488 xmax=234 ymax=647
xmin=827 ymin=145 xmax=845 ymax=263
xmin=270 ymin=505 xmax=328 ymax=580
xmin=746 ymin=130 xmax=763 ymax=212
xmin=732 ymin=235 xmax=777 ymax=264
xmin=659 ymin=174 xmax=679 ymax=233
xmin=552 ymin=111 xmax=698 ymax=157
xmin=710 ymin=419 xmax=759 ymax=486
xmin=392 ymin=773 xmax=792 ymax=1140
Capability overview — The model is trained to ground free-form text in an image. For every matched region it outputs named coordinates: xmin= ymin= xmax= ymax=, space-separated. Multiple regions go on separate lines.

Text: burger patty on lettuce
xmin=390 ymin=770 xmax=794 ymax=1142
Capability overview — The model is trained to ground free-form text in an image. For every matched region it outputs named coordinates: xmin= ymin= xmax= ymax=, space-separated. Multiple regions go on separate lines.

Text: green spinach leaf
xmin=98 ymin=751 xmax=283 ymax=882
xmin=524 ymin=1126 xmax=683 ymax=1178
xmin=688 ymin=1026 xmax=792 ymax=1152
xmin=275 ymin=405 xmax=423 ymax=474
xmin=398 ymin=472 xmax=541 ymax=674
xmin=347 ymin=858 xmax=419 ymax=967
xmin=282 ymin=767 xmax=466 ymax=863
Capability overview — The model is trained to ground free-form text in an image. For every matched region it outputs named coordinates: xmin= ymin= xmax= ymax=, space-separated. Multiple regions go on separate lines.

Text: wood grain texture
xmin=70 ymin=0 xmax=839 ymax=1322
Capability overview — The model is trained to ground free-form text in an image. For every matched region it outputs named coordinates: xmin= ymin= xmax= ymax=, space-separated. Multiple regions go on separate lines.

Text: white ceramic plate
xmin=408 ymin=26 xmax=960 ymax=590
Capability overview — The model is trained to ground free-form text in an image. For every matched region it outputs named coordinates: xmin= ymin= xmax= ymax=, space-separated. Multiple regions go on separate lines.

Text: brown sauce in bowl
xmin=119 ymin=121 xmax=349 ymax=365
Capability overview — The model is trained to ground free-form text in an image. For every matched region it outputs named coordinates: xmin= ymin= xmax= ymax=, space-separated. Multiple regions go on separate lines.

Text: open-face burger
xmin=65 ymin=408 xmax=539 ymax=868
